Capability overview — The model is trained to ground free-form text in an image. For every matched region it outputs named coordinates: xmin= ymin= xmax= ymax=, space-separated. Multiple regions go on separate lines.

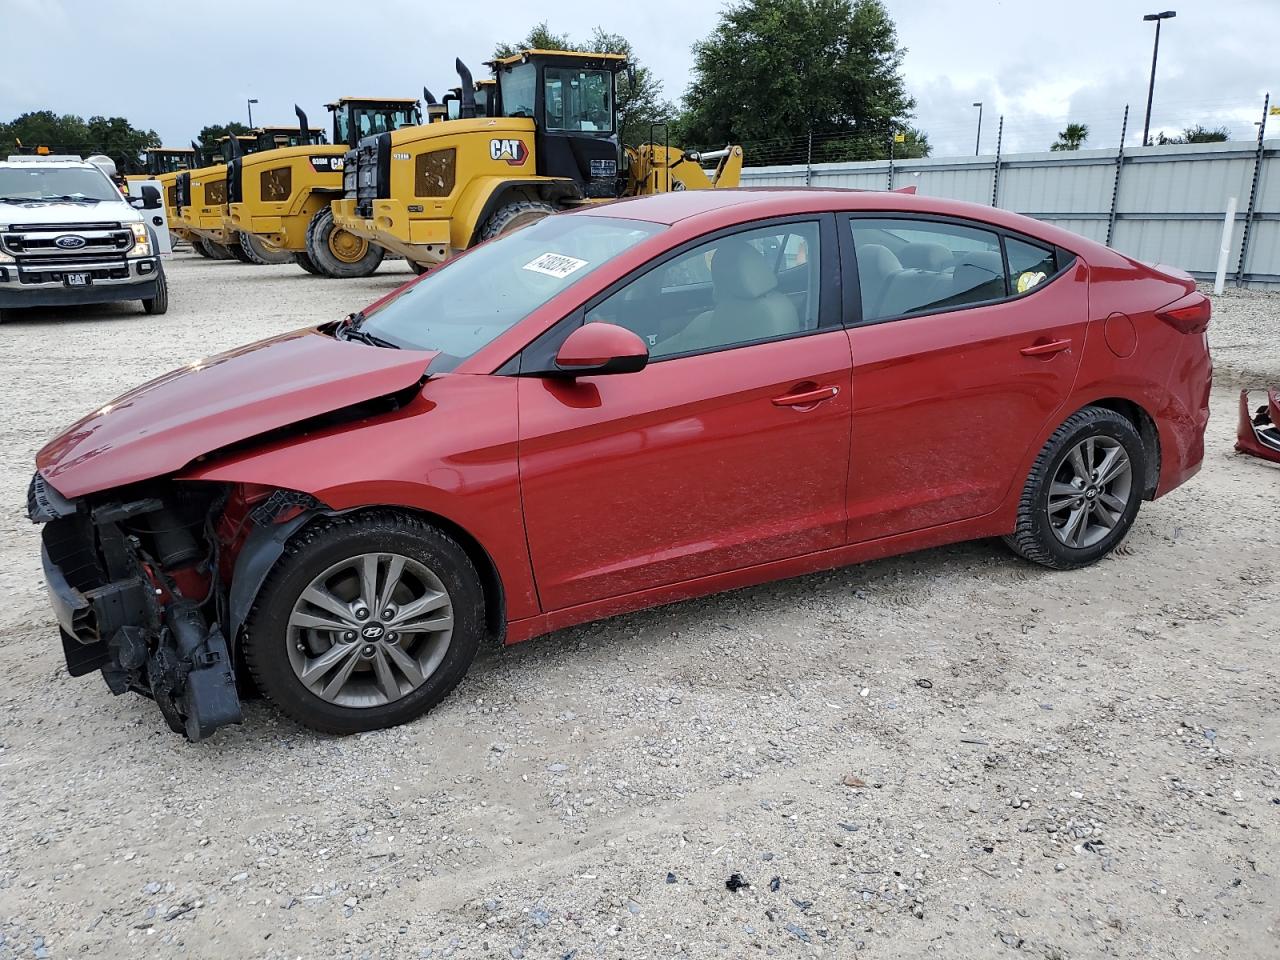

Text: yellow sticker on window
xmin=1016 ymin=270 xmax=1047 ymax=293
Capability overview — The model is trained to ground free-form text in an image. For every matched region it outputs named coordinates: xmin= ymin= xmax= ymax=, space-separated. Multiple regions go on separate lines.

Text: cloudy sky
xmin=2 ymin=0 xmax=1274 ymax=158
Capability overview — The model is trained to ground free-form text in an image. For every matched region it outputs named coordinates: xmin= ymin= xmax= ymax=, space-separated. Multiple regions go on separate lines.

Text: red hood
xmin=37 ymin=328 xmax=438 ymax=498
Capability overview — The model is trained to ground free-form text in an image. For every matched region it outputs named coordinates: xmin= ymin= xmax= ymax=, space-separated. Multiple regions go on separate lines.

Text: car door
xmin=517 ymin=216 xmax=853 ymax=611
xmin=839 ymin=215 xmax=1090 ymax=543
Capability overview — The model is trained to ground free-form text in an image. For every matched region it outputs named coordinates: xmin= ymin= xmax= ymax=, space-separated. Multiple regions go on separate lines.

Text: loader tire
xmin=295 ymin=251 xmax=323 ymax=275
xmin=479 ymin=200 xmax=556 ymax=242
xmin=239 ymin=231 xmax=295 ymax=266
xmin=229 ymin=240 xmax=253 ymax=263
xmin=305 ymin=207 xmax=384 ymax=278
xmin=200 ymin=238 xmax=236 ymax=260
xmin=190 ymin=237 xmax=213 ymax=258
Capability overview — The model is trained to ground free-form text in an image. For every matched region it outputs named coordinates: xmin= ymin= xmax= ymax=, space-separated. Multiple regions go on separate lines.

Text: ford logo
xmin=55 ymin=235 xmax=86 ymax=249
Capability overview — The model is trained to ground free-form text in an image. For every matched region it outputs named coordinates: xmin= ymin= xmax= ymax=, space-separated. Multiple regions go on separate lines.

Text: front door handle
xmin=1020 ymin=338 xmax=1072 ymax=357
xmin=772 ymin=385 xmax=839 ymax=407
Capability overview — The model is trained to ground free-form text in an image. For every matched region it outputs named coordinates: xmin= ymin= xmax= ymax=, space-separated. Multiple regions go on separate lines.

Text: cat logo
xmin=490 ymin=138 xmax=529 ymax=165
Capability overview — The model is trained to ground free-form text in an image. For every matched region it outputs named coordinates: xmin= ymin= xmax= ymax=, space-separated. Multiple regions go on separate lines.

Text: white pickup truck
xmin=0 ymin=155 xmax=168 ymax=318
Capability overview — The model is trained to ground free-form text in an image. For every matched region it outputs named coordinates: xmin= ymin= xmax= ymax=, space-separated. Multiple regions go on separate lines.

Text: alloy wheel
xmin=286 ymin=552 xmax=454 ymax=708
xmin=1046 ymin=436 xmax=1133 ymax=549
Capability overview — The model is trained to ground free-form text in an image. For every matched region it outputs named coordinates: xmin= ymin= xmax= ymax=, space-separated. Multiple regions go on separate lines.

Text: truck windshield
xmin=0 ymin=166 xmax=119 ymax=202
xmin=544 ymin=68 xmax=613 ymax=132
xmin=359 ymin=214 xmax=663 ymax=367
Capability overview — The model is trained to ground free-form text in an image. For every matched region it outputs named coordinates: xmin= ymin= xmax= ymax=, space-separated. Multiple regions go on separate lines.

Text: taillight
xmin=1155 ymin=293 xmax=1210 ymax=334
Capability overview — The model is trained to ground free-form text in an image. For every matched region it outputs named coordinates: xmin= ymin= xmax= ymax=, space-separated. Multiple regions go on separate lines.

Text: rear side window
xmin=1006 ymin=237 xmax=1057 ymax=294
xmin=849 ymin=218 xmax=1005 ymax=323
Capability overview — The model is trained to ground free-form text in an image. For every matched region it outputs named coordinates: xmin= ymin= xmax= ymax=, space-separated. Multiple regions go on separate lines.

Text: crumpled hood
xmin=37 ymin=328 xmax=438 ymax=498
xmin=1 ymin=198 xmax=141 ymax=227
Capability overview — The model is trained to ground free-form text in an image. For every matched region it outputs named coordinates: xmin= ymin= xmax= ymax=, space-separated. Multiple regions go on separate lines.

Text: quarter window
xmin=585 ymin=221 xmax=822 ymax=359
xmin=1006 ymin=237 xmax=1058 ymax=294
xmin=849 ymin=218 xmax=1005 ymax=322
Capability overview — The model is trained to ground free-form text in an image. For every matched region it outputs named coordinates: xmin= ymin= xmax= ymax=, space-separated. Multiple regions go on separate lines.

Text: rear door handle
xmin=1020 ymin=338 xmax=1072 ymax=357
xmin=772 ymin=385 xmax=839 ymax=407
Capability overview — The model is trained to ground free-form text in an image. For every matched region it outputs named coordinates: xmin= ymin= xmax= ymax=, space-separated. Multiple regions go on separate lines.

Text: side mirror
xmin=131 ymin=185 xmax=162 ymax=210
xmin=554 ymin=323 xmax=649 ymax=377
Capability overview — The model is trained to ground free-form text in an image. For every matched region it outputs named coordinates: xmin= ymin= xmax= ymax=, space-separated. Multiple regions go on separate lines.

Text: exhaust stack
xmin=294 ymin=105 xmax=311 ymax=146
xmin=456 ymin=59 xmax=477 ymax=120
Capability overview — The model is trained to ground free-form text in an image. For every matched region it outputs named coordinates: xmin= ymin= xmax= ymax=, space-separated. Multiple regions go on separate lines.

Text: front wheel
xmin=1004 ymin=406 xmax=1146 ymax=569
xmin=239 ymin=231 xmax=295 ymax=265
xmin=243 ymin=513 xmax=485 ymax=734
xmin=304 ymin=207 xmax=384 ymax=278
xmin=479 ymin=199 xmax=555 ymax=242
xmin=141 ymin=264 xmax=168 ymax=315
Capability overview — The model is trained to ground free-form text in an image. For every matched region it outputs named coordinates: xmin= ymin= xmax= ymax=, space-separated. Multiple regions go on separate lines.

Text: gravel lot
xmin=1 ymin=253 xmax=1278 ymax=960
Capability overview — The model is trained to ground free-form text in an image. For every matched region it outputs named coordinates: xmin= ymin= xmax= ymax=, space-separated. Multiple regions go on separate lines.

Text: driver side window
xmin=585 ymin=221 xmax=821 ymax=360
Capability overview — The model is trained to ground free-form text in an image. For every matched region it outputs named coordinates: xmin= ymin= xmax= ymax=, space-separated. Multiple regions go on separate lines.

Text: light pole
xmin=973 ymin=102 xmax=983 ymax=156
xmin=1141 ymin=11 xmax=1176 ymax=146
xmin=247 ymin=98 xmax=259 ymax=128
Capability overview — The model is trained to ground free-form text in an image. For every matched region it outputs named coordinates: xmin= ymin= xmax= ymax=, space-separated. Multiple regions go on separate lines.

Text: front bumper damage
xmin=1235 ymin=387 xmax=1280 ymax=464
xmin=29 ymin=472 xmax=242 ymax=740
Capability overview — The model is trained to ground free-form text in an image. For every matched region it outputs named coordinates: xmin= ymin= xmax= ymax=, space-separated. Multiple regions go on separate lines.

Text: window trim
xmin=515 ymin=212 xmax=841 ymax=374
xmin=837 ymin=211 xmax=1077 ymax=328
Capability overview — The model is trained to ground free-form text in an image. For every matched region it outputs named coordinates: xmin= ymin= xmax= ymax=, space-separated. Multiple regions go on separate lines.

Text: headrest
xmin=712 ymin=241 xmax=778 ymax=300
xmin=953 ymin=250 xmax=1004 ymax=291
xmin=899 ymin=241 xmax=951 ymax=271
xmin=856 ymin=243 xmax=902 ymax=278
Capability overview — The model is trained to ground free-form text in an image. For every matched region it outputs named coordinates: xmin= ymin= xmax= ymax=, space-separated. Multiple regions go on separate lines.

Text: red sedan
xmin=30 ymin=189 xmax=1212 ymax=739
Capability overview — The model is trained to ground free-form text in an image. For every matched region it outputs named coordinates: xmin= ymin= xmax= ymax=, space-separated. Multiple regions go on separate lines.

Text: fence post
xmin=887 ymin=127 xmax=895 ymax=190
xmin=805 ymin=125 xmax=813 ymax=187
xmin=1234 ymin=92 xmax=1270 ymax=287
xmin=1106 ymin=105 xmax=1130 ymax=247
xmin=991 ymin=116 xmax=1004 ymax=206
xmin=1215 ymin=196 xmax=1239 ymax=294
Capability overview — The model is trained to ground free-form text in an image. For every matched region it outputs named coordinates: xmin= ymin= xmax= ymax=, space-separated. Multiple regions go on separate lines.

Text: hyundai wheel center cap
xmin=361 ymin=623 xmax=385 ymax=640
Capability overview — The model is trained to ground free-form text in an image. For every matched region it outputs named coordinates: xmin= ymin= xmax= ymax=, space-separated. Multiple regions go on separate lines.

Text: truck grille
xmin=1 ymin=224 xmax=133 ymax=259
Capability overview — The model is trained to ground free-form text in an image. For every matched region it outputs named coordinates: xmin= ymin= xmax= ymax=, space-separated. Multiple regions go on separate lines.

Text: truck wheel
xmin=242 ymin=512 xmax=485 ymax=734
xmin=229 ymin=241 xmax=253 ymax=264
xmin=142 ymin=264 xmax=169 ymax=315
xmin=480 ymin=199 xmax=556 ymax=241
xmin=239 ymin=232 xmax=295 ymax=265
xmin=305 ymin=207 xmax=384 ymax=278
xmin=295 ymin=251 xmax=323 ymax=275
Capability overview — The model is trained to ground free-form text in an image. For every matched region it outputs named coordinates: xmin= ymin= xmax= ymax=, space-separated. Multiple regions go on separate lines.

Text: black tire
xmin=1004 ymin=406 xmax=1146 ymax=570
xmin=295 ymin=251 xmax=323 ymax=275
xmin=196 ymin=237 xmax=233 ymax=260
xmin=141 ymin=263 xmax=168 ymax=315
xmin=304 ymin=207 xmax=384 ymax=278
xmin=243 ymin=512 xmax=485 ymax=734
xmin=409 ymin=260 xmax=429 ymax=276
xmin=190 ymin=236 xmax=213 ymax=258
xmin=229 ymin=240 xmax=253 ymax=263
xmin=479 ymin=199 xmax=556 ymax=242
xmin=238 ymin=231 xmax=295 ymax=265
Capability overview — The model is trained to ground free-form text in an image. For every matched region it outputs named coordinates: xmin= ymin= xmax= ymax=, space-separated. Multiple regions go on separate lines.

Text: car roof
xmin=575 ymin=188 xmax=1101 ymax=256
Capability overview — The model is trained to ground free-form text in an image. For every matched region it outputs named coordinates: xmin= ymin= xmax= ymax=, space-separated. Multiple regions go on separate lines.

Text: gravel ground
xmin=1 ymin=254 xmax=1278 ymax=960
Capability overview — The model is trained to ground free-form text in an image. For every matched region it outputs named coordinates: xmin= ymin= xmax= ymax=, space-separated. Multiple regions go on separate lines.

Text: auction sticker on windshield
xmin=523 ymin=252 xmax=589 ymax=279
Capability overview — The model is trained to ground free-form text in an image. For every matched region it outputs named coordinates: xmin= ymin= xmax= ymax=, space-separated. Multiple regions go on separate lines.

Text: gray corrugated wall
xmin=737 ymin=140 xmax=1279 ymax=285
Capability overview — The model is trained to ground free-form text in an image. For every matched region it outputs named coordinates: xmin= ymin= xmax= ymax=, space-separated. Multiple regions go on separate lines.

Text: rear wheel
xmin=479 ymin=199 xmax=555 ymax=242
xmin=229 ymin=240 xmax=252 ymax=263
xmin=304 ymin=207 xmax=384 ymax=278
xmin=243 ymin=512 xmax=484 ymax=734
xmin=198 ymin=237 xmax=235 ymax=260
xmin=190 ymin=236 xmax=213 ymax=258
xmin=141 ymin=263 xmax=168 ymax=315
xmin=1004 ymin=406 xmax=1146 ymax=569
xmin=295 ymin=251 xmax=323 ymax=275
xmin=239 ymin=231 xmax=295 ymax=265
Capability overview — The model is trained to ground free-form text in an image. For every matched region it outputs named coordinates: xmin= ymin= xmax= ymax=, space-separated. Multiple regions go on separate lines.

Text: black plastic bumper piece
xmin=0 ymin=272 xmax=158 ymax=309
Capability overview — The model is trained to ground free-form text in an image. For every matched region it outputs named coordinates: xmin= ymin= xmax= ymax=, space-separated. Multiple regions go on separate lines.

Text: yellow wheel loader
xmin=329 ymin=50 xmax=742 ymax=272
xmin=223 ymin=123 xmax=327 ymax=265
xmin=227 ymin=98 xmax=422 ymax=277
xmin=174 ymin=136 xmax=258 ymax=261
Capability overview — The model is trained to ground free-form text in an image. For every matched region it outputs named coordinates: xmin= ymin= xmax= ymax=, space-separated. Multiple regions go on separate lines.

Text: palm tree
xmin=1050 ymin=123 xmax=1089 ymax=152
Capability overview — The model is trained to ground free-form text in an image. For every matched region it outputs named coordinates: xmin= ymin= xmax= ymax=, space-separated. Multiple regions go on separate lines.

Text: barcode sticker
xmin=523 ymin=252 xmax=588 ymax=279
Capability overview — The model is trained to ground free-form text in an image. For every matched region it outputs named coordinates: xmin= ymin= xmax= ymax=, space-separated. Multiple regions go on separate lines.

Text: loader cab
xmin=443 ymin=79 xmax=499 ymax=120
xmin=327 ymin=98 xmax=423 ymax=149
xmin=144 ymin=148 xmax=195 ymax=175
xmin=253 ymin=126 xmax=326 ymax=151
xmin=217 ymin=136 xmax=259 ymax=163
xmin=490 ymin=49 xmax=625 ymax=198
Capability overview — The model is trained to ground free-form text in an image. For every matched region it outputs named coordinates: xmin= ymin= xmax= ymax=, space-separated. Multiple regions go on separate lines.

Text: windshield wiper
xmin=337 ymin=311 xmax=400 ymax=349
xmin=0 ymin=194 xmax=102 ymax=204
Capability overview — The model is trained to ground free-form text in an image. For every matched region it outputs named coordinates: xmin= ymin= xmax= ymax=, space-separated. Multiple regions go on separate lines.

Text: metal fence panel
xmin=737 ymin=139 xmax=1280 ymax=286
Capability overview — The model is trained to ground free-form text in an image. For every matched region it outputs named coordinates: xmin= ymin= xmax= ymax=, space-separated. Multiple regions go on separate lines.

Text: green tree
xmin=0 ymin=110 xmax=158 ymax=171
xmin=197 ymin=121 xmax=251 ymax=149
xmin=672 ymin=0 xmax=915 ymax=162
xmin=1050 ymin=122 xmax=1089 ymax=151
xmin=493 ymin=23 xmax=675 ymax=147
xmin=1157 ymin=124 xmax=1230 ymax=145
xmin=895 ymin=125 xmax=931 ymax=159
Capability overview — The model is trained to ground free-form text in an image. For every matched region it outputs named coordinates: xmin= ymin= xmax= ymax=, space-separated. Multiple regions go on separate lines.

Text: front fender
xmin=181 ymin=373 xmax=539 ymax=622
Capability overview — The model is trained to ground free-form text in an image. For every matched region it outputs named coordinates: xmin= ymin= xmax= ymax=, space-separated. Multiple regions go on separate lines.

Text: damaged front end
xmin=1236 ymin=388 xmax=1280 ymax=464
xmin=28 ymin=473 xmax=317 ymax=740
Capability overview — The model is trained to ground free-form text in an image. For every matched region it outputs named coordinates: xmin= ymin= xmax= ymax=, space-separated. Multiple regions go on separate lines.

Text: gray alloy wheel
xmin=1046 ymin=435 xmax=1133 ymax=549
xmin=286 ymin=552 xmax=454 ymax=708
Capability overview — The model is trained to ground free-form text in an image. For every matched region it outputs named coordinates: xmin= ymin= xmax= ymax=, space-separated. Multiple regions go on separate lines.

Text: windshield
xmin=545 ymin=67 xmax=613 ymax=132
xmin=360 ymin=214 xmax=663 ymax=367
xmin=0 ymin=165 xmax=119 ymax=202
xmin=499 ymin=63 xmax=536 ymax=119
xmin=337 ymin=106 xmax=422 ymax=144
